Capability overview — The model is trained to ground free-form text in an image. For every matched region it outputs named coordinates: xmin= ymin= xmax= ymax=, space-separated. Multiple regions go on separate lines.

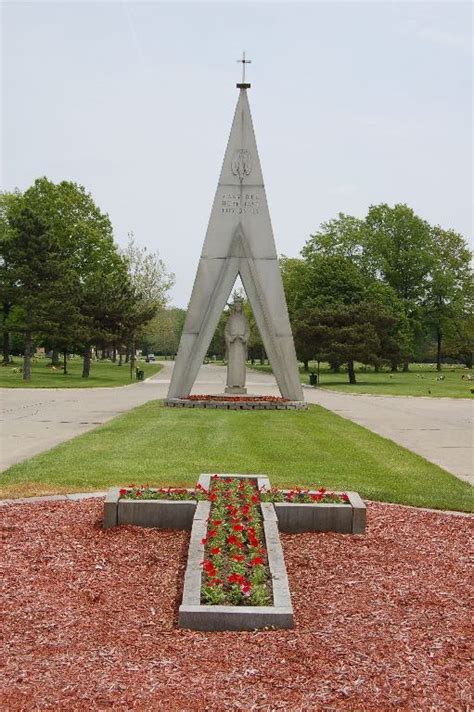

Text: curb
xmin=0 ymin=491 xmax=106 ymax=506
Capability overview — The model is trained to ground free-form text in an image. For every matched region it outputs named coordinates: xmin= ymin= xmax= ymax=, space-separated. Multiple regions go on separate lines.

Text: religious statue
xmin=225 ymin=299 xmax=250 ymax=394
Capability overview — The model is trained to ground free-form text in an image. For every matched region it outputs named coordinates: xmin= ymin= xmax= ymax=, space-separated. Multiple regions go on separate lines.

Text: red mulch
xmin=1 ymin=500 xmax=472 ymax=711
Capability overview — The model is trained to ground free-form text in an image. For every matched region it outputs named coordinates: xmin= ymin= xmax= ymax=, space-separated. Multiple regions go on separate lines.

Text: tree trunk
xmin=82 ymin=345 xmax=91 ymax=378
xmin=391 ymin=360 xmax=398 ymax=372
xmin=2 ymin=329 xmax=11 ymax=365
xmin=347 ymin=360 xmax=356 ymax=385
xmin=303 ymin=359 xmax=309 ymax=372
xmin=112 ymin=343 xmax=117 ymax=363
xmin=125 ymin=346 xmax=129 ymax=364
xmin=63 ymin=350 xmax=68 ymax=375
xmin=260 ymin=347 xmax=265 ymax=366
xmin=118 ymin=350 xmax=123 ymax=366
xmin=2 ymin=302 xmax=11 ymax=364
xmin=23 ymin=330 xmax=32 ymax=381
xmin=130 ymin=340 xmax=136 ymax=381
xmin=436 ymin=329 xmax=442 ymax=372
xmin=51 ymin=349 xmax=60 ymax=366
xmin=402 ymin=361 xmax=409 ymax=372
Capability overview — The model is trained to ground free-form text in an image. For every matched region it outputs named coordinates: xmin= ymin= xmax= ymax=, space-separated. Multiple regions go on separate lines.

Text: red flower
xmin=207 ymin=529 xmax=217 ymax=539
xmin=228 ymin=573 xmax=245 ymax=585
xmin=135 ymin=490 xmax=142 ymax=497
xmin=119 ymin=488 xmax=128 ymax=496
xmin=227 ymin=535 xmax=243 ymax=549
xmin=251 ymin=556 xmax=264 ymax=566
xmin=232 ymin=524 xmax=244 ymax=532
xmin=201 ymin=560 xmax=217 ymax=577
xmin=240 ymin=582 xmax=251 ymax=596
xmin=207 ymin=577 xmax=222 ymax=587
xmin=210 ymin=547 xmax=221 ymax=555
xmin=232 ymin=554 xmax=245 ymax=562
xmin=201 ymin=537 xmax=207 ymax=545
xmin=342 ymin=493 xmax=350 ymax=502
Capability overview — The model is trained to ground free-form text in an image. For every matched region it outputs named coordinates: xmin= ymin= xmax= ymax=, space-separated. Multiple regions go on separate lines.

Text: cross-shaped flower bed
xmin=104 ymin=474 xmax=366 ymax=631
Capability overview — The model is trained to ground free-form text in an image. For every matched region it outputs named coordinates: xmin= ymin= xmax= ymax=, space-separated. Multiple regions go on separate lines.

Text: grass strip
xmin=1 ymin=401 xmax=472 ymax=512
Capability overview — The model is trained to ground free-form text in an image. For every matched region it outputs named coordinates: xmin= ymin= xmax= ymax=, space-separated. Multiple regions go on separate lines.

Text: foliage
xmin=281 ymin=254 xmax=408 ymax=382
xmin=0 ymin=178 xmax=174 ymax=381
xmin=298 ymin=204 xmax=472 ymax=372
xmin=138 ymin=307 xmax=185 ymax=356
xmin=423 ymin=226 xmax=473 ymax=370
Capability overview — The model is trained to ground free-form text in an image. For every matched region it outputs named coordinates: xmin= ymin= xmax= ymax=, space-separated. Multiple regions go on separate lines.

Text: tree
xmin=0 ymin=191 xmax=22 ymax=364
xmin=423 ymin=226 xmax=472 ymax=371
xmin=12 ymin=178 xmax=124 ymax=379
xmin=294 ymin=303 xmax=393 ymax=384
xmin=139 ymin=307 xmax=186 ymax=356
xmin=3 ymin=205 xmax=74 ymax=380
xmin=281 ymin=254 xmax=408 ymax=382
xmin=302 ymin=213 xmax=368 ymax=265
xmin=121 ymin=234 xmax=175 ymax=377
xmin=442 ymin=313 xmax=474 ymax=368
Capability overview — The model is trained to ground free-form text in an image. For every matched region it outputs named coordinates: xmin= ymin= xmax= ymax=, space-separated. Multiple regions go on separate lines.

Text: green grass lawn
xmin=248 ymin=362 xmax=473 ymax=398
xmin=2 ymin=401 xmax=471 ymax=512
xmin=0 ymin=359 xmax=162 ymax=388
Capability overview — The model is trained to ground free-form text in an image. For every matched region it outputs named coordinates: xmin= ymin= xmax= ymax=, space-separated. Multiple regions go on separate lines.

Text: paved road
xmin=1 ymin=362 xmax=472 ymax=485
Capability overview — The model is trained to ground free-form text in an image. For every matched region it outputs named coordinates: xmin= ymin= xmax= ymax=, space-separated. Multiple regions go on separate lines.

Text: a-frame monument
xmin=167 ymin=57 xmax=304 ymax=403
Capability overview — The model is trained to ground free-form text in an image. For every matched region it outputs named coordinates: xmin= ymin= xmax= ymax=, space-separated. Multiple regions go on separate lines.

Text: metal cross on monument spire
xmin=236 ymin=51 xmax=251 ymax=89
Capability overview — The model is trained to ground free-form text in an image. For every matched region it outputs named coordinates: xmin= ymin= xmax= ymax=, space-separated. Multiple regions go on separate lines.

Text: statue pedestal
xmin=225 ymin=386 xmax=247 ymax=394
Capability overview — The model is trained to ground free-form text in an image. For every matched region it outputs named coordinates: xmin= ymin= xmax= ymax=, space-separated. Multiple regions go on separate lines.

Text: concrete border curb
xmin=178 ymin=492 xmax=294 ymax=631
xmin=0 ymin=491 xmax=106 ymax=507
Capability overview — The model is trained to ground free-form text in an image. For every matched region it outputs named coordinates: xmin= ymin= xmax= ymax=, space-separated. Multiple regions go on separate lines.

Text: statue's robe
xmin=225 ymin=311 xmax=250 ymax=389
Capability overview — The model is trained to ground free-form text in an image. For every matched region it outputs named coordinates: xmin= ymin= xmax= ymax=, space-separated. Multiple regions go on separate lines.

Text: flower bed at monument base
xmin=188 ymin=394 xmax=288 ymax=402
xmin=164 ymin=396 xmax=308 ymax=410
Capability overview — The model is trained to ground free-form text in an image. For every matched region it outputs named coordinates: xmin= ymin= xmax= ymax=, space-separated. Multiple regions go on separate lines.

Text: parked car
xmin=146 ymin=354 xmax=156 ymax=362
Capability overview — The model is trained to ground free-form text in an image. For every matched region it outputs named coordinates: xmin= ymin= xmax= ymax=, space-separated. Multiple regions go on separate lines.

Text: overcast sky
xmin=3 ymin=1 xmax=472 ymax=307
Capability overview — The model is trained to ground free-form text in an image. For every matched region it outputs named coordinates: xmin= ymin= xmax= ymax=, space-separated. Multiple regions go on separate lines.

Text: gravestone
xmin=167 ymin=56 xmax=304 ymax=403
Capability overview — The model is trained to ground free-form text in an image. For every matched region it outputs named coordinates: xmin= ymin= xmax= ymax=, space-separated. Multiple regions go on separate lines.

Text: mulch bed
xmin=1 ymin=499 xmax=471 ymax=711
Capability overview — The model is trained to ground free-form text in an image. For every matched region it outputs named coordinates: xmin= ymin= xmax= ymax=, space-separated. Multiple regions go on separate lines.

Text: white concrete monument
xmin=167 ymin=56 xmax=304 ymax=402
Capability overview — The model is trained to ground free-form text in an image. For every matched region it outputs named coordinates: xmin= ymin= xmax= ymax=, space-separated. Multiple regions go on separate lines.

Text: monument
xmin=225 ymin=297 xmax=250 ymax=394
xmin=166 ymin=55 xmax=304 ymax=405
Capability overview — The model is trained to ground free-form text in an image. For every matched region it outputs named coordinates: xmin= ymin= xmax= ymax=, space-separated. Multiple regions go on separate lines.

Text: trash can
xmin=309 ymin=372 xmax=318 ymax=386
xmin=136 ymin=369 xmax=145 ymax=381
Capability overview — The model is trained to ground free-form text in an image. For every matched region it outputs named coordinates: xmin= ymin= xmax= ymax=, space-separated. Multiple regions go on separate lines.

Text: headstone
xmin=167 ymin=60 xmax=304 ymax=403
